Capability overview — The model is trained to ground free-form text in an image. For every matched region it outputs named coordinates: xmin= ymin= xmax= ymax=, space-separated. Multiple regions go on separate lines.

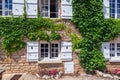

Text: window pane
xmin=111 ymin=0 xmax=115 ymax=3
xmin=0 ymin=0 xmax=2 ymax=3
xmin=117 ymin=43 xmax=120 ymax=47
xmin=9 ymin=5 xmax=12 ymax=10
xmin=117 ymin=53 xmax=120 ymax=56
xmin=117 ymin=4 xmax=120 ymax=8
xmin=110 ymin=53 xmax=115 ymax=57
xmin=0 ymin=11 xmax=2 ymax=15
xmin=5 ymin=5 xmax=9 ymax=10
xmin=9 ymin=0 xmax=12 ymax=3
xmin=0 ymin=5 xmax=2 ymax=9
xmin=5 ymin=0 xmax=8 ymax=4
xmin=118 ymin=0 xmax=120 ymax=3
xmin=41 ymin=44 xmax=44 ymax=47
xmin=5 ymin=11 xmax=8 ymax=15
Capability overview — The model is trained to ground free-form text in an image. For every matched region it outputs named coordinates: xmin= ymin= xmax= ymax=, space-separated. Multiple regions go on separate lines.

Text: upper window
xmin=110 ymin=0 xmax=120 ymax=18
xmin=40 ymin=0 xmax=59 ymax=18
xmin=0 ymin=0 xmax=12 ymax=16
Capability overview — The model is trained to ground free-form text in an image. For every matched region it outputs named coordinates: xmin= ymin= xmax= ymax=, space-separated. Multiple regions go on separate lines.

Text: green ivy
xmin=0 ymin=16 xmax=63 ymax=57
xmin=72 ymin=0 xmax=119 ymax=73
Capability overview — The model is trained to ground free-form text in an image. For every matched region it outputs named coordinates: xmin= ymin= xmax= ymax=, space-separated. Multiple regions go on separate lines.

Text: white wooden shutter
xmin=13 ymin=0 xmax=24 ymax=17
xmin=64 ymin=62 xmax=74 ymax=74
xmin=27 ymin=41 xmax=39 ymax=62
xmin=26 ymin=0 xmax=38 ymax=18
xmin=103 ymin=0 xmax=110 ymax=19
xmin=102 ymin=42 xmax=110 ymax=60
xmin=61 ymin=41 xmax=72 ymax=61
xmin=61 ymin=0 xmax=72 ymax=19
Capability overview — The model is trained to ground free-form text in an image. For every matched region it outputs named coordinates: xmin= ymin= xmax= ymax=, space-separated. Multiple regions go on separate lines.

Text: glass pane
xmin=41 ymin=0 xmax=48 ymax=5
xmin=117 ymin=53 xmax=120 ymax=56
xmin=45 ymin=53 xmax=48 ymax=57
xmin=55 ymin=53 xmax=58 ymax=57
xmin=117 ymin=43 xmax=120 ymax=47
xmin=5 ymin=0 xmax=8 ymax=4
xmin=52 ymin=44 xmax=54 ymax=47
xmin=5 ymin=5 xmax=9 ymax=10
xmin=9 ymin=5 xmax=12 ymax=10
xmin=111 ymin=3 xmax=115 ymax=8
xmin=55 ymin=44 xmax=58 ymax=47
xmin=45 ymin=49 xmax=48 ymax=52
xmin=110 ymin=53 xmax=115 ymax=57
xmin=0 ymin=0 xmax=2 ymax=3
xmin=117 ymin=4 xmax=120 ymax=8
xmin=41 ymin=44 xmax=44 ymax=47
xmin=5 ymin=11 xmax=8 ymax=15
xmin=9 ymin=0 xmax=12 ymax=3
xmin=0 ymin=5 xmax=2 ymax=9
xmin=45 ymin=44 xmax=48 ymax=47
xmin=41 ymin=49 xmax=44 ymax=52
xmin=118 ymin=0 xmax=120 ymax=3
xmin=0 ymin=11 xmax=2 ymax=15
xmin=111 ymin=0 xmax=115 ymax=3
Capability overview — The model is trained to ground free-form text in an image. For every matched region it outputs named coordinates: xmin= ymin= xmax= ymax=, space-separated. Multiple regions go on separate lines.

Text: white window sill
xmin=109 ymin=57 xmax=120 ymax=62
xmin=38 ymin=59 xmax=62 ymax=64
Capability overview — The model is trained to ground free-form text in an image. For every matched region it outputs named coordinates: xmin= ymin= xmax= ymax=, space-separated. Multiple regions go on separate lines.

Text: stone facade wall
xmin=73 ymin=51 xmax=85 ymax=75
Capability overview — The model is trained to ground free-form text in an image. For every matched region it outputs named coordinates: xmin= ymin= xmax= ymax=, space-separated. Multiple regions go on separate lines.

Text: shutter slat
xmin=103 ymin=0 xmax=110 ymax=19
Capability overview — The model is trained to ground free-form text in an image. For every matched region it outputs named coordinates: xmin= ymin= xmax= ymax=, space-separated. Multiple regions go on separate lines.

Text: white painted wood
xmin=61 ymin=0 xmax=72 ymax=19
xmin=27 ymin=41 xmax=38 ymax=62
xmin=61 ymin=53 xmax=72 ymax=61
xmin=26 ymin=0 xmax=37 ymax=3
xmin=13 ymin=0 xmax=24 ymax=16
xmin=62 ymin=0 xmax=72 ymax=5
xmin=64 ymin=62 xmax=74 ymax=74
xmin=102 ymin=42 xmax=110 ymax=60
xmin=13 ymin=0 xmax=24 ymax=3
xmin=103 ymin=0 xmax=110 ymax=19
xmin=61 ymin=46 xmax=72 ymax=52
xmin=61 ymin=41 xmax=72 ymax=61
xmin=61 ymin=41 xmax=72 ymax=46
xmin=27 ymin=42 xmax=38 ymax=53
xmin=26 ymin=0 xmax=38 ymax=18
xmin=27 ymin=53 xmax=38 ymax=62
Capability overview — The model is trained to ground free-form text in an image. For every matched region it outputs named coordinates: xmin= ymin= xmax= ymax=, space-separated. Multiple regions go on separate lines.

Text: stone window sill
xmin=38 ymin=59 xmax=62 ymax=64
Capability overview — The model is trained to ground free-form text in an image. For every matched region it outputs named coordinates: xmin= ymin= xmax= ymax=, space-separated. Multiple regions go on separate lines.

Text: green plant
xmin=50 ymin=31 xmax=61 ymax=41
xmin=79 ymin=48 xmax=106 ymax=72
xmin=36 ymin=31 xmax=49 ymax=41
xmin=72 ymin=0 xmax=117 ymax=73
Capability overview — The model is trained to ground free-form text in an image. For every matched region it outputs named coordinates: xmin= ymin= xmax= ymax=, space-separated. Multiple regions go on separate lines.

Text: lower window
xmin=40 ymin=43 xmax=59 ymax=60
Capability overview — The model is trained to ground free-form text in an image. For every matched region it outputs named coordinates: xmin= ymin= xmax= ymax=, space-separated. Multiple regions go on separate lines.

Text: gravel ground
xmin=2 ymin=73 xmax=117 ymax=80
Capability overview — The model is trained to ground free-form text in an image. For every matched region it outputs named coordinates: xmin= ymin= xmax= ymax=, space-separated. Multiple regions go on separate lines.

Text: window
xmin=51 ymin=43 xmax=59 ymax=59
xmin=110 ymin=0 xmax=120 ymax=18
xmin=40 ymin=0 xmax=59 ymax=18
xmin=110 ymin=43 xmax=115 ymax=57
xmin=109 ymin=43 xmax=120 ymax=57
xmin=0 ymin=0 xmax=12 ymax=16
xmin=40 ymin=43 xmax=59 ymax=60
xmin=40 ymin=43 xmax=49 ymax=59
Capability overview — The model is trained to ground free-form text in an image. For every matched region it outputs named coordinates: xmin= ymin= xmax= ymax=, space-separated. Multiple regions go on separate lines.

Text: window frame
xmin=0 ymin=0 xmax=12 ymax=16
xmin=39 ymin=42 xmax=60 ymax=61
xmin=39 ymin=0 xmax=60 ymax=18
xmin=110 ymin=0 xmax=120 ymax=18
xmin=50 ymin=42 xmax=60 ymax=59
xmin=110 ymin=43 xmax=120 ymax=58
